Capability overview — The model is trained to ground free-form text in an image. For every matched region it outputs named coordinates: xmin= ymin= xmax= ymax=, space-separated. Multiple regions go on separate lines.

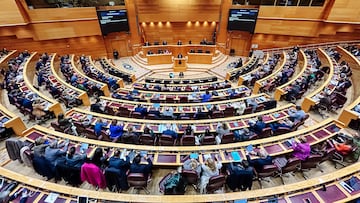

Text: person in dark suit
xmin=177 ymin=53 xmax=183 ymax=59
xmin=129 ymin=154 xmax=153 ymax=178
xmin=108 ymin=149 xmax=131 ymax=190
xmin=246 ymin=149 xmax=272 ymax=172
xmin=177 ymin=40 xmax=182 ymax=45
xmin=249 ymin=116 xmax=266 ymax=135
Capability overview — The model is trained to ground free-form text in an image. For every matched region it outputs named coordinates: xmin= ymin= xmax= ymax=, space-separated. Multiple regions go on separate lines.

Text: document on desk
xmin=231 ymin=151 xmax=242 ymax=162
xmin=45 ymin=192 xmax=59 ymax=203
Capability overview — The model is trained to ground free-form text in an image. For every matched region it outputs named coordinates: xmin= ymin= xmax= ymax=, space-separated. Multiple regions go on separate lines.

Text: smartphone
xmin=78 ymin=196 xmax=88 ymax=203
xmin=303 ymin=198 xmax=312 ymax=203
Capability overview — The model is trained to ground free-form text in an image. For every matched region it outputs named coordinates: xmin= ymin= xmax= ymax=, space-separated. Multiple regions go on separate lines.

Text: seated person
xmin=183 ymin=157 xmax=201 ymax=177
xmin=201 ymin=90 xmax=212 ymax=102
xmin=227 ymin=160 xmax=254 ymax=191
xmin=121 ymin=126 xmax=138 ymax=144
xmin=134 ymin=104 xmax=148 ymax=117
xmin=94 ymin=119 xmax=106 ymax=140
xmin=216 ymin=122 xmax=230 ymax=144
xmin=199 ymin=156 xmax=222 ymax=194
xmin=32 ymin=99 xmax=47 ymax=121
xmin=45 ymin=139 xmax=69 ymax=170
xmin=333 ymin=137 xmax=353 ymax=156
xmin=248 ymin=116 xmax=266 ymax=135
xmin=288 ymin=106 xmax=306 ymax=122
xmin=269 ymin=118 xmax=294 ymax=131
xmin=33 ymin=137 xmax=49 ymax=158
xmin=246 ymin=148 xmax=272 ymax=172
xmin=177 ymin=40 xmax=182 ymax=45
xmin=246 ymin=98 xmax=258 ymax=113
xmin=177 ymin=53 xmax=183 ymax=59
xmin=291 ymin=136 xmax=311 ymax=161
xmin=108 ymin=120 xmax=124 ymax=142
xmin=107 ymin=149 xmax=130 ymax=190
xmin=129 ymin=154 xmax=153 ymax=178
xmin=65 ymin=146 xmax=86 ymax=168
xmin=162 ymin=124 xmax=178 ymax=139
xmin=162 ymin=107 xmax=175 ymax=119
xmin=90 ymin=98 xmax=105 ymax=113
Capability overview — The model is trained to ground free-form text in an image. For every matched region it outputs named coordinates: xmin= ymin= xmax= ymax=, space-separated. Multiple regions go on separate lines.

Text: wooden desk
xmin=226 ymin=55 xmax=255 ymax=80
xmin=132 ymin=81 xmax=231 ymax=92
xmin=274 ymin=49 xmax=307 ymax=101
xmin=142 ymin=44 xmax=216 ymax=58
xmin=338 ymin=46 xmax=360 ymax=127
xmin=147 ymin=53 xmax=173 ymax=65
xmin=253 ymin=51 xmax=286 ymax=94
xmin=238 ymin=52 xmax=270 ymax=86
xmin=23 ymin=52 xmax=63 ymax=116
xmin=301 ymin=48 xmax=335 ymax=112
xmin=3 ymin=121 xmax=358 ymax=203
xmin=173 ymin=58 xmax=187 ymax=72
xmin=187 ymin=52 xmax=212 ymax=64
xmin=51 ymin=53 xmax=90 ymax=106
xmin=70 ymin=55 xmax=110 ymax=97
xmin=101 ymin=57 xmax=136 ymax=83
xmin=66 ymin=103 xmax=296 ymax=135
xmin=145 ymin=76 xmax=217 ymax=84
xmin=88 ymin=56 xmax=124 ymax=88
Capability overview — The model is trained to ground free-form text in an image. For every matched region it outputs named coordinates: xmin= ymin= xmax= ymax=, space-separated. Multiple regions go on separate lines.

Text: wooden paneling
xmin=255 ymin=19 xmax=321 ymax=37
xmin=136 ymin=0 xmax=221 ymax=22
xmin=103 ymin=32 xmax=132 ymax=57
xmin=141 ymin=22 xmax=217 ymax=45
xmin=228 ymin=31 xmax=252 ymax=56
xmin=258 ymin=6 xmax=325 ymax=19
xmin=27 ymin=7 xmax=98 ymax=22
xmin=0 ymin=36 xmax=107 ymax=57
xmin=250 ymin=23 xmax=360 ymax=50
xmin=326 ymin=0 xmax=360 ymax=22
xmin=0 ymin=0 xmax=25 ymax=25
xmin=30 ymin=20 xmax=101 ymax=40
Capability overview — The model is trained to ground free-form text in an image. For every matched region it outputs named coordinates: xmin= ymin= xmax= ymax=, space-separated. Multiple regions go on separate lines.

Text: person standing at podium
xmin=177 ymin=53 xmax=183 ymax=65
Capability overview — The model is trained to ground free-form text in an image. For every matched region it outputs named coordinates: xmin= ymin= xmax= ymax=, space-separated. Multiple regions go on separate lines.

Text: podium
xmin=173 ymin=57 xmax=187 ymax=72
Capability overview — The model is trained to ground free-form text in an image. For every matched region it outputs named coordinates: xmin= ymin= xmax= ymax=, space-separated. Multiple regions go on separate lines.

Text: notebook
xmin=80 ymin=143 xmax=89 ymax=152
xmin=45 ymin=192 xmax=59 ymax=203
xmin=246 ymin=144 xmax=253 ymax=152
xmin=234 ymin=200 xmax=247 ymax=203
xmin=203 ymin=154 xmax=211 ymax=160
xmin=190 ymin=153 xmax=199 ymax=159
xmin=231 ymin=151 xmax=242 ymax=162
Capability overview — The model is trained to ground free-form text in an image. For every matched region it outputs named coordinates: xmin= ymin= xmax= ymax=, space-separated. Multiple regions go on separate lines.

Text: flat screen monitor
xmin=97 ymin=10 xmax=129 ymax=35
xmin=227 ymin=9 xmax=259 ymax=33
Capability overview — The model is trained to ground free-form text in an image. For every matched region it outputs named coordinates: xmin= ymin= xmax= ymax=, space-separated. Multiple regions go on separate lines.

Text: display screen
xmin=97 ymin=10 xmax=129 ymax=35
xmin=227 ymin=9 xmax=259 ymax=33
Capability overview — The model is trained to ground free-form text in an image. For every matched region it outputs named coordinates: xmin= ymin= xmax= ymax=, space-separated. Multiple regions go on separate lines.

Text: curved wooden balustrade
xmin=66 ymin=103 xmax=296 ymax=135
xmin=237 ymin=52 xmax=270 ymax=86
xmin=100 ymin=93 xmax=270 ymax=117
xmin=101 ymin=57 xmax=136 ymax=82
xmin=1 ymin=153 xmax=358 ymax=203
xmin=49 ymin=53 xmax=90 ymax=106
xmin=301 ymin=47 xmax=336 ymax=112
xmin=70 ymin=54 xmax=110 ymax=97
xmin=144 ymin=76 xmax=218 ymax=84
xmin=226 ymin=54 xmax=258 ymax=81
xmin=86 ymin=56 xmax=125 ymax=88
xmin=113 ymin=85 xmax=251 ymax=103
xmin=22 ymin=52 xmax=63 ymax=116
xmin=274 ymin=49 xmax=307 ymax=101
xmin=253 ymin=51 xmax=287 ymax=94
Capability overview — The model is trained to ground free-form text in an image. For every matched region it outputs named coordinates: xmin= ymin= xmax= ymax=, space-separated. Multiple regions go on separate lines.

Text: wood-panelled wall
xmin=135 ymin=0 xmax=221 ymax=22
xmin=326 ymin=0 xmax=360 ymax=22
xmin=0 ymin=35 xmax=107 ymax=57
xmin=141 ymin=22 xmax=217 ymax=45
xmin=0 ymin=0 xmax=26 ymax=25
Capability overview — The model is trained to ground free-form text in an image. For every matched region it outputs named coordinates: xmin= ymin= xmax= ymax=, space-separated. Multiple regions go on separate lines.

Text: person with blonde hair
xmin=246 ymin=148 xmax=272 ymax=172
xmin=183 ymin=158 xmax=201 ymax=177
xmin=199 ymin=156 xmax=222 ymax=194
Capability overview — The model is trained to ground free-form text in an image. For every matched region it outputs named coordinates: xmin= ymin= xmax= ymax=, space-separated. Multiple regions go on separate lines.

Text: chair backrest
xmin=206 ymin=174 xmax=226 ymax=193
xmin=181 ymin=135 xmax=195 ymax=146
xmin=212 ymin=111 xmax=224 ymax=118
xmin=182 ymin=170 xmax=198 ymax=185
xmin=104 ymin=168 xmax=122 ymax=192
xmin=255 ymin=104 xmax=265 ymax=113
xmin=139 ymin=134 xmax=155 ymax=145
xmin=131 ymin=112 xmax=143 ymax=119
xmin=223 ymin=107 xmax=235 ymax=117
xmin=202 ymin=135 xmax=216 ymax=145
xmin=179 ymin=96 xmax=188 ymax=103
xmin=159 ymin=134 xmax=176 ymax=146
xmin=221 ymin=133 xmax=234 ymax=144
xmin=127 ymin=173 xmax=147 ymax=188
xmin=273 ymin=126 xmax=292 ymax=136
xmin=258 ymin=164 xmax=278 ymax=178
xmin=301 ymin=154 xmax=322 ymax=170
xmin=281 ymin=157 xmax=301 ymax=174
xmin=243 ymin=106 xmax=253 ymax=114
xmin=259 ymin=127 xmax=273 ymax=138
